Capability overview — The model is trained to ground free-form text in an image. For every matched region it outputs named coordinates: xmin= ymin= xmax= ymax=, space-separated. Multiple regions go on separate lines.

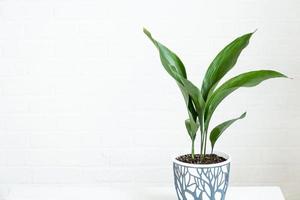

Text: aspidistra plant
xmin=144 ymin=28 xmax=287 ymax=159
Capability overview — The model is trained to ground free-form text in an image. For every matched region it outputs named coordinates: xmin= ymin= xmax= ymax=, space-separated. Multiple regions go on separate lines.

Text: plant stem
xmin=200 ymin=129 xmax=205 ymax=160
xmin=200 ymin=135 xmax=203 ymax=156
xmin=200 ymin=116 xmax=205 ymax=160
xmin=198 ymin=115 xmax=204 ymax=159
xmin=203 ymin=129 xmax=207 ymax=155
xmin=191 ymin=140 xmax=195 ymax=159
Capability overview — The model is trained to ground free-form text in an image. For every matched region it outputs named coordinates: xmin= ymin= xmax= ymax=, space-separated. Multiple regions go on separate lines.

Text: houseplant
xmin=143 ymin=28 xmax=287 ymax=200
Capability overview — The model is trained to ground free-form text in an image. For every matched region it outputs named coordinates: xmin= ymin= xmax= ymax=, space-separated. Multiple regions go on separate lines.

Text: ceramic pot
xmin=173 ymin=152 xmax=231 ymax=200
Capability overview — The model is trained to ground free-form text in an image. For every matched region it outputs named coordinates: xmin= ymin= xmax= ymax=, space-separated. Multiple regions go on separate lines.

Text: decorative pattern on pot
xmin=173 ymin=161 xmax=230 ymax=200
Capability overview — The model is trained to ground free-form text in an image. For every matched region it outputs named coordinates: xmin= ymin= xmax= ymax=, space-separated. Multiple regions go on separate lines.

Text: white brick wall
xmin=0 ymin=0 xmax=299 ymax=199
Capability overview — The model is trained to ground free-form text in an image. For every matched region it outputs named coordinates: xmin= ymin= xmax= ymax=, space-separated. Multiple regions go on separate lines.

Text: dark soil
xmin=176 ymin=154 xmax=226 ymax=164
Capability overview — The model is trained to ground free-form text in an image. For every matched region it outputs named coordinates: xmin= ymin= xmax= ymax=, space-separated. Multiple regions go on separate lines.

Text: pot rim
xmin=173 ymin=151 xmax=231 ymax=168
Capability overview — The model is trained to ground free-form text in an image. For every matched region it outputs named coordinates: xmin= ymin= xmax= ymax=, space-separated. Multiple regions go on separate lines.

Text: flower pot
xmin=173 ymin=152 xmax=231 ymax=200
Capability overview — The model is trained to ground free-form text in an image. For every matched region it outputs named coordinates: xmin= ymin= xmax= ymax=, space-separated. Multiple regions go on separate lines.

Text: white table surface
xmin=0 ymin=185 xmax=285 ymax=200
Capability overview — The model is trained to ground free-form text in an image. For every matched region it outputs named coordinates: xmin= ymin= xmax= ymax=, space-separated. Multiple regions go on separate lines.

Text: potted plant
xmin=143 ymin=28 xmax=287 ymax=200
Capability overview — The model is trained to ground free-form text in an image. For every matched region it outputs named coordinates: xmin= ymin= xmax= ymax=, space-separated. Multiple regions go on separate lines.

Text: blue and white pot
xmin=173 ymin=152 xmax=231 ymax=200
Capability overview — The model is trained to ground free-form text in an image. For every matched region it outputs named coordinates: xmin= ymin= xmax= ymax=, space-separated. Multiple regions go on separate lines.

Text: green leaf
xmin=143 ymin=28 xmax=187 ymax=81
xmin=201 ymin=32 xmax=254 ymax=100
xmin=185 ymin=118 xmax=199 ymax=141
xmin=177 ymin=84 xmax=198 ymax=121
xmin=144 ymin=28 xmax=198 ymax=122
xmin=205 ymin=70 xmax=287 ymax=129
xmin=179 ymin=77 xmax=205 ymax=116
xmin=210 ymin=112 xmax=246 ymax=151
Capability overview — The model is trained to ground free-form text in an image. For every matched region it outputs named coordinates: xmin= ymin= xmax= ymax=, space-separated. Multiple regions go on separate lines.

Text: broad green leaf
xmin=178 ymin=84 xmax=198 ymax=121
xmin=210 ymin=112 xmax=246 ymax=151
xmin=185 ymin=118 xmax=199 ymax=141
xmin=143 ymin=28 xmax=187 ymax=81
xmin=204 ymin=70 xmax=287 ymax=129
xmin=179 ymin=77 xmax=205 ymax=116
xmin=144 ymin=28 xmax=197 ymax=121
xmin=201 ymin=32 xmax=254 ymax=100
